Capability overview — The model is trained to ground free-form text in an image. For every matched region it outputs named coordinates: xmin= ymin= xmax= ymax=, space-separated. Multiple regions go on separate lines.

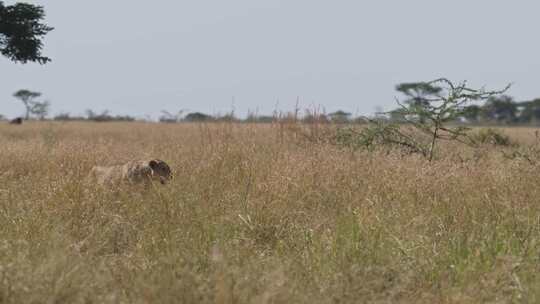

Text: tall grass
xmin=1 ymin=121 xmax=539 ymax=303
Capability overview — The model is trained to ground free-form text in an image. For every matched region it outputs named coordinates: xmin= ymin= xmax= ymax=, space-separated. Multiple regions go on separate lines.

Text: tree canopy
xmin=13 ymin=89 xmax=42 ymax=119
xmin=395 ymin=82 xmax=443 ymax=106
xmin=184 ymin=112 xmax=214 ymax=122
xmin=518 ymin=99 xmax=540 ymax=123
xmin=395 ymin=82 xmax=444 ymax=123
xmin=481 ymin=95 xmax=517 ymax=123
xmin=0 ymin=1 xmax=53 ymax=64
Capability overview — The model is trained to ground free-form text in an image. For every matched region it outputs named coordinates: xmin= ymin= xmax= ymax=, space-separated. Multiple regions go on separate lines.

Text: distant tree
xmin=54 ymin=112 xmax=80 ymax=121
xmin=159 ymin=109 xmax=187 ymax=123
xmin=85 ymin=109 xmax=93 ymax=119
xmin=245 ymin=109 xmax=264 ymax=123
xmin=518 ymin=99 xmax=540 ymax=124
xmin=86 ymin=109 xmax=108 ymax=121
xmin=481 ymin=95 xmax=517 ymax=123
xmin=387 ymin=108 xmax=407 ymax=122
xmin=29 ymin=100 xmax=50 ymax=119
xmin=111 ymin=114 xmax=135 ymax=122
xmin=301 ymin=111 xmax=329 ymax=124
xmin=184 ymin=112 xmax=213 ymax=122
xmin=215 ymin=112 xmax=237 ymax=122
xmin=245 ymin=111 xmax=258 ymax=123
xmin=85 ymin=109 xmax=135 ymax=122
xmin=13 ymin=89 xmax=41 ymax=119
xmin=328 ymin=110 xmax=352 ymax=123
xmin=461 ymin=105 xmax=482 ymax=123
xmin=244 ymin=110 xmax=275 ymax=123
xmin=395 ymin=82 xmax=443 ymax=123
xmin=159 ymin=110 xmax=178 ymax=123
xmin=255 ymin=115 xmax=275 ymax=123
xmin=53 ymin=112 xmax=69 ymax=121
xmin=0 ymin=1 xmax=53 ymax=64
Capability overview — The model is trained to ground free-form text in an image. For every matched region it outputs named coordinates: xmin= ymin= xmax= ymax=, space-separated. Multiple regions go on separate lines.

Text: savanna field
xmin=2 ymin=121 xmax=540 ymax=303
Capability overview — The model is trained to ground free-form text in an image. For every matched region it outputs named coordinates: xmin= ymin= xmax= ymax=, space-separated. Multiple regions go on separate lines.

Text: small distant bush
xmin=245 ymin=114 xmax=275 ymax=123
xmin=184 ymin=112 xmax=214 ymax=122
xmin=470 ymin=128 xmax=514 ymax=146
xmin=54 ymin=112 xmax=86 ymax=121
xmin=254 ymin=115 xmax=275 ymax=123
xmin=215 ymin=113 xmax=237 ymax=122
xmin=86 ymin=110 xmax=135 ymax=122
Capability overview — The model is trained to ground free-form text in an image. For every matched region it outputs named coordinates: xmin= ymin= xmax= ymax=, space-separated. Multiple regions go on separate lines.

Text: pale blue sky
xmin=1 ymin=0 xmax=539 ymax=119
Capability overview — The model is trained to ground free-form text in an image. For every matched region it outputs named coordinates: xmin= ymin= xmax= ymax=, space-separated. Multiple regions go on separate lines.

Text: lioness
xmin=90 ymin=159 xmax=173 ymax=186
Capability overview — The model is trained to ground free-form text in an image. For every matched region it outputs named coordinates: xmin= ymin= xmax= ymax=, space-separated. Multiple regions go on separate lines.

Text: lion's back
xmin=89 ymin=164 xmax=124 ymax=185
xmin=123 ymin=161 xmax=152 ymax=183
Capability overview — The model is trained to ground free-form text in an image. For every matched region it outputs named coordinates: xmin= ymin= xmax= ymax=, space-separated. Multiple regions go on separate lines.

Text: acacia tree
xmin=184 ymin=112 xmax=214 ymax=122
xmin=520 ymin=99 xmax=540 ymax=123
xmin=461 ymin=105 xmax=482 ymax=123
xmin=328 ymin=110 xmax=352 ymax=123
xmin=13 ymin=89 xmax=41 ymax=119
xmin=31 ymin=100 xmax=50 ymax=120
xmin=394 ymin=78 xmax=511 ymax=160
xmin=159 ymin=109 xmax=187 ymax=123
xmin=0 ymin=1 xmax=53 ymax=64
xmin=337 ymin=79 xmax=511 ymax=161
xmin=481 ymin=95 xmax=518 ymax=123
xmin=395 ymin=82 xmax=443 ymax=123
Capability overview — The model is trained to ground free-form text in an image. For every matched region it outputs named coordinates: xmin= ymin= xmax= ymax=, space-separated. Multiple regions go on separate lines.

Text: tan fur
xmin=89 ymin=159 xmax=172 ymax=186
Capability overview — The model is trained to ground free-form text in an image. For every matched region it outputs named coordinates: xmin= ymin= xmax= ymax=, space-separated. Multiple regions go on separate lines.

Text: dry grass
xmin=1 ymin=121 xmax=540 ymax=303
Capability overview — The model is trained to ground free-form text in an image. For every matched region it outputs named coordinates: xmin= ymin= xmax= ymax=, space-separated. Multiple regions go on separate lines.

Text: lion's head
xmin=149 ymin=159 xmax=173 ymax=184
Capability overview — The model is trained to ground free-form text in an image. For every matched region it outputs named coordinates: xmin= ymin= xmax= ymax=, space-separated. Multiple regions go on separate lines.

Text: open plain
xmin=1 ymin=121 xmax=540 ymax=303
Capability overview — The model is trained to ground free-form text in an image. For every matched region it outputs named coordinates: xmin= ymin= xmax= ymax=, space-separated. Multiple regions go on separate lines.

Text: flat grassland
xmin=1 ymin=122 xmax=540 ymax=303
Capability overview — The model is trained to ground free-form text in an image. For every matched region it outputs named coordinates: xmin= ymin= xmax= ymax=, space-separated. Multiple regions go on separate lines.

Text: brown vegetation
xmin=1 ymin=121 xmax=539 ymax=303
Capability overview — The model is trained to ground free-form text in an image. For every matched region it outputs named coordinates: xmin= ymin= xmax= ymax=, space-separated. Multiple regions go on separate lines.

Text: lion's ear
xmin=149 ymin=160 xmax=159 ymax=170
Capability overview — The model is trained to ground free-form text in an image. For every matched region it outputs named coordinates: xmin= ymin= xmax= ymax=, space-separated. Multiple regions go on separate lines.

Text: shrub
xmin=335 ymin=120 xmax=427 ymax=156
xmin=470 ymin=128 xmax=514 ymax=146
